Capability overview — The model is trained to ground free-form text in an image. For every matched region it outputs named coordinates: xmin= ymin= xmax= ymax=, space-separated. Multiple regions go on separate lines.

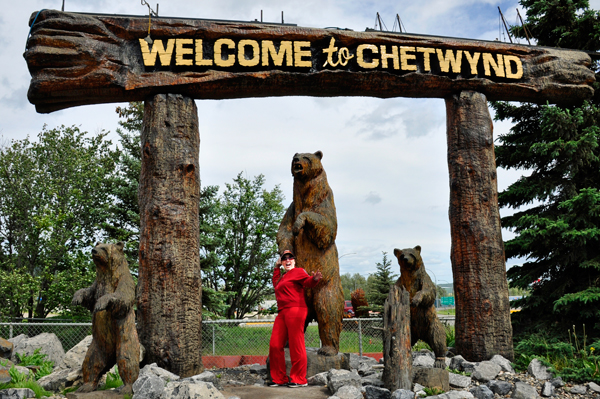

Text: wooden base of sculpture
xmin=445 ymin=91 xmax=514 ymax=361
xmin=382 ymin=285 xmax=412 ymax=391
xmin=137 ymin=94 xmax=203 ymax=377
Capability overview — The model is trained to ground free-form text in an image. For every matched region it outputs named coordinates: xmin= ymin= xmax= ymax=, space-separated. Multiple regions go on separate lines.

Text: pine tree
xmin=366 ymin=252 xmax=398 ymax=312
xmin=492 ymin=0 xmax=600 ymax=337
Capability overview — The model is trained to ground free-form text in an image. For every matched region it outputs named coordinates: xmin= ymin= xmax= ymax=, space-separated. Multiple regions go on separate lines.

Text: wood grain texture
xmin=25 ymin=10 xmax=594 ymax=113
xmin=382 ymin=285 xmax=412 ymax=391
xmin=136 ymin=94 xmax=202 ymax=377
xmin=445 ymin=91 xmax=514 ymax=362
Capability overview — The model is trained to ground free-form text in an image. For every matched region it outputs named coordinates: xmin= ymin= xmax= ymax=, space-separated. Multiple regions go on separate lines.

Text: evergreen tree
xmin=492 ymin=0 xmax=600 ymax=337
xmin=366 ymin=252 xmax=398 ymax=312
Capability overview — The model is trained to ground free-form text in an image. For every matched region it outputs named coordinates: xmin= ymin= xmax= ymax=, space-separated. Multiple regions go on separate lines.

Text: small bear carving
xmin=277 ymin=151 xmax=344 ymax=356
xmin=394 ymin=245 xmax=447 ymax=368
xmin=72 ymin=242 xmax=140 ymax=393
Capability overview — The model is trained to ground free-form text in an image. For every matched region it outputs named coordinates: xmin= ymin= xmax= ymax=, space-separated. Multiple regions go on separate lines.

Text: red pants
xmin=269 ymin=306 xmax=308 ymax=384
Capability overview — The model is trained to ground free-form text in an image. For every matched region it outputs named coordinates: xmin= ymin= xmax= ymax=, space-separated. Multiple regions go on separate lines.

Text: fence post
xmin=9 ymin=323 xmax=13 ymax=339
xmin=358 ymin=319 xmax=363 ymax=357
xmin=212 ymin=324 xmax=215 ymax=355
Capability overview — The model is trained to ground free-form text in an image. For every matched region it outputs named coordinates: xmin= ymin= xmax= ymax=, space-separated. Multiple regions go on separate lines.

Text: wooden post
xmin=137 ymin=94 xmax=203 ymax=377
xmin=382 ymin=284 xmax=412 ymax=391
xmin=445 ymin=91 xmax=514 ymax=361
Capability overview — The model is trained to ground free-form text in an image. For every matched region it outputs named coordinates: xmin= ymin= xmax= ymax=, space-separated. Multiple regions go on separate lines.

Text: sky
xmin=2 ymin=0 xmax=596 ymax=286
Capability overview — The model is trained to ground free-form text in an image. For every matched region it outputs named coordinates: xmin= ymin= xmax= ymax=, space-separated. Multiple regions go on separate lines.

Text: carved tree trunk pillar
xmin=382 ymin=285 xmax=412 ymax=391
xmin=137 ymin=93 xmax=202 ymax=377
xmin=445 ymin=91 xmax=514 ymax=362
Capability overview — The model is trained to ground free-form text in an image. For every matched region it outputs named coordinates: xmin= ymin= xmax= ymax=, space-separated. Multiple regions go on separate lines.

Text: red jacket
xmin=273 ymin=267 xmax=318 ymax=310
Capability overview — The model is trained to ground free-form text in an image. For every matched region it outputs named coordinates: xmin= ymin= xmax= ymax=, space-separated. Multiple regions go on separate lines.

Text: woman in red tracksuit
xmin=268 ymin=250 xmax=322 ymax=387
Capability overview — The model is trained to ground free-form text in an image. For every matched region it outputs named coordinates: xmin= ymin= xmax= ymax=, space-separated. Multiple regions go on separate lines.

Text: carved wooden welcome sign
xmin=24 ymin=9 xmax=596 ymax=373
xmin=25 ymin=10 xmax=593 ymax=113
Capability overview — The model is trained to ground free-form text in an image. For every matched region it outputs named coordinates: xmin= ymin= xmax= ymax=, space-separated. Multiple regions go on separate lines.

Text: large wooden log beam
xmin=25 ymin=10 xmax=594 ymax=113
xmin=445 ymin=91 xmax=513 ymax=362
xmin=137 ymin=93 xmax=202 ymax=377
xmin=382 ymin=285 xmax=412 ymax=391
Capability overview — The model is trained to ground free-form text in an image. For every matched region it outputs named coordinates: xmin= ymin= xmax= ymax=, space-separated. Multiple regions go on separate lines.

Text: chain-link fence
xmin=1 ymin=316 xmax=454 ymax=357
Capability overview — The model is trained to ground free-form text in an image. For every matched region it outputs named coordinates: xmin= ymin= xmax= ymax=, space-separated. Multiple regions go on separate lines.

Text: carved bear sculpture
xmin=277 ymin=151 xmax=344 ymax=356
xmin=72 ymin=242 xmax=140 ymax=393
xmin=394 ymin=245 xmax=447 ymax=368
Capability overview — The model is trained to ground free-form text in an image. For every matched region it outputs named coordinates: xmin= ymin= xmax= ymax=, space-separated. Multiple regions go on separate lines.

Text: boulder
xmin=132 ymin=373 xmax=165 ymax=399
xmin=10 ymin=333 xmax=65 ymax=367
xmin=7 ymin=336 xmax=26 ymax=349
xmin=0 ymin=338 xmax=13 ymax=360
xmin=162 ymin=381 xmax=224 ymax=399
xmin=0 ymin=388 xmax=36 ymax=399
xmin=540 ymin=381 xmax=554 ymax=397
xmin=589 ymin=381 xmax=600 ymax=393
xmin=335 ymin=385 xmax=363 ymax=399
xmin=570 ymin=385 xmax=587 ymax=394
xmin=138 ymin=362 xmax=180 ymax=384
xmin=307 ymin=371 xmax=328 ymax=386
xmin=448 ymin=372 xmax=471 ymax=388
xmin=433 ymin=392 xmax=474 ymax=399
xmin=391 ymin=389 xmax=415 ymax=399
xmin=0 ymin=369 xmax=11 ymax=384
xmin=306 ymin=348 xmax=350 ymax=377
xmin=461 ymin=361 xmax=477 ymax=374
xmin=37 ymin=368 xmax=71 ymax=391
xmin=182 ymin=371 xmax=217 ymax=386
xmin=349 ymin=353 xmax=379 ymax=370
xmin=327 ymin=369 xmax=362 ymax=394
xmin=549 ymin=377 xmax=564 ymax=387
xmin=56 ymin=335 xmax=92 ymax=371
xmin=527 ymin=359 xmax=551 ymax=380
xmin=469 ymin=385 xmax=494 ymax=399
xmin=471 ymin=361 xmax=501 ymax=382
xmin=361 ymin=373 xmax=385 ymax=388
xmin=413 ymin=355 xmax=435 ymax=368
xmin=412 ymin=366 xmax=450 ymax=391
xmin=365 ymin=385 xmax=391 ymax=399
xmin=487 ymin=380 xmax=513 ymax=395
xmin=512 ymin=381 xmax=540 ymax=399
xmin=449 ymin=355 xmax=466 ymax=371
xmin=490 ymin=354 xmax=515 ymax=373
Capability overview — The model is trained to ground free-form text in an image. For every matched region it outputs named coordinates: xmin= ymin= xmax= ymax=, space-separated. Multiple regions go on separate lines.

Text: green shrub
xmin=15 ymin=348 xmax=54 ymax=380
xmin=0 ymin=366 xmax=53 ymax=398
xmin=100 ymin=366 xmax=124 ymax=390
xmin=445 ymin=325 xmax=455 ymax=347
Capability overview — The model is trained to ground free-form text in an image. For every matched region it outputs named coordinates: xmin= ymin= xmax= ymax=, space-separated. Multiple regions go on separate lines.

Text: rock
xmin=182 ymin=371 xmax=217 ymax=385
xmin=361 ymin=373 xmax=384 ymax=388
xmin=335 ymin=385 xmax=363 ymax=399
xmin=413 ymin=355 xmax=435 ymax=368
xmin=349 ymin=353 xmax=378 ymax=370
xmin=412 ymin=366 xmax=450 ymax=391
xmin=308 ymin=371 xmax=328 ymax=386
xmin=412 ymin=350 xmax=435 ymax=361
xmin=327 ymin=369 xmax=361 ymax=394
xmin=37 ymin=368 xmax=71 ymax=391
xmin=487 ymin=380 xmax=513 ymax=395
xmin=434 ymin=392 xmax=475 ymax=399
xmin=0 ymin=369 xmax=11 ymax=384
xmin=365 ymin=385 xmax=391 ymax=399
xmin=527 ymin=359 xmax=551 ymax=380
xmin=589 ymin=381 xmax=600 ymax=393
xmin=138 ymin=362 xmax=180 ymax=383
xmin=132 ymin=373 xmax=165 ymax=399
xmin=471 ymin=361 xmax=501 ymax=382
xmin=569 ymin=385 xmax=587 ymax=394
xmin=449 ymin=355 xmax=466 ymax=371
xmin=56 ymin=335 xmax=92 ymax=371
xmin=358 ymin=361 xmax=377 ymax=376
xmin=163 ymin=380 xmax=225 ymax=399
xmin=13 ymin=366 xmax=29 ymax=377
xmin=0 ymin=338 xmax=13 ymax=359
xmin=7 ymin=335 xmax=26 ymax=349
xmin=461 ymin=361 xmax=477 ymax=374
xmin=391 ymin=389 xmax=415 ymax=399
xmin=413 ymin=382 xmax=425 ymax=393
xmin=0 ymin=388 xmax=36 ymax=399
xmin=512 ymin=381 xmax=540 ymax=399
xmin=469 ymin=385 xmax=494 ymax=399
xmin=490 ymin=354 xmax=515 ymax=373
xmin=10 ymin=333 xmax=65 ymax=367
xmin=449 ymin=372 xmax=471 ymax=388
xmin=549 ymin=377 xmax=564 ymax=387
xmin=307 ymin=348 xmax=351 ymax=377
xmin=540 ymin=381 xmax=554 ymax=397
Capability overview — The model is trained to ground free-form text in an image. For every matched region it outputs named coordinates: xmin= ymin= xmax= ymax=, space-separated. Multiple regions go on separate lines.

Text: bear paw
xmin=434 ymin=358 xmax=446 ymax=369
xmin=317 ymin=346 xmax=338 ymax=357
xmin=77 ymin=383 xmax=96 ymax=393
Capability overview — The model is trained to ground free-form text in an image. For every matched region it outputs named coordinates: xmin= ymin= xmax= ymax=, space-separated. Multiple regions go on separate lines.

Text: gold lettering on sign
xmin=417 ymin=47 xmax=435 ymax=71
xmin=176 ymin=39 xmax=194 ymax=66
xmin=380 ymin=45 xmax=399 ymax=69
xmin=294 ymin=41 xmax=312 ymax=67
xmin=322 ymin=38 xmax=355 ymax=67
xmin=214 ymin=38 xmax=236 ymax=67
xmin=482 ymin=53 xmax=505 ymax=77
xmin=400 ymin=47 xmax=417 ymax=71
xmin=139 ymin=39 xmax=175 ymax=66
xmin=357 ymin=44 xmax=379 ymax=68
xmin=504 ymin=55 xmax=523 ymax=79
xmin=238 ymin=40 xmax=260 ymax=67
xmin=262 ymin=41 xmax=293 ymax=66
xmin=464 ymin=51 xmax=480 ymax=75
xmin=195 ymin=39 xmax=213 ymax=66
xmin=436 ymin=49 xmax=462 ymax=73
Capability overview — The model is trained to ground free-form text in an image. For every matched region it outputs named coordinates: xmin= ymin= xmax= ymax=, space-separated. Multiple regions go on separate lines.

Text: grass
xmin=437 ymin=308 xmax=455 ymax=316
xmin=0 ymin=367 xmax=53 ymax=398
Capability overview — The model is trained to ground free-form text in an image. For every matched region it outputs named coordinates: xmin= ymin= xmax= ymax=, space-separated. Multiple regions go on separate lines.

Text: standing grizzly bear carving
xmin=278 ymin=151 xmax=344 ymax=356
xmin=394 ymin=246 xmax=447 ymax=368
xmin=72 ymin=242 xmax=140 ymax=393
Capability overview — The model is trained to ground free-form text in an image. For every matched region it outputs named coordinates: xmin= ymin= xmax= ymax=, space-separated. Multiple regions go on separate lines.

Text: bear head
xmin=394 ymin=245 xmax=423 ymax=273
xmin=92 ymin=242 xmax=125 ymax=271
xmin=291 ymin=151 xmax=324 ymax=182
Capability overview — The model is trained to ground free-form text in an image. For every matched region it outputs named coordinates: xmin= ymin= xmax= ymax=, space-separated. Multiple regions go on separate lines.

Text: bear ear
xmin=393 ymin=248 xmax=402 ymax=259
xmin=314 ymin=150 xmax=323 ymax=160
xmin=414 ymin=245 xmax=421 ymax=254
xmin=95 ymin=242 xmax=100 ymax=247
xmin=116 ymin=241 xmax=125 ymax=251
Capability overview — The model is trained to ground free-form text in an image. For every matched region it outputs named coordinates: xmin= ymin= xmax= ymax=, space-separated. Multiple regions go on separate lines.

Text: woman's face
xmin=282 ymin=256 xmax=296 ymax=271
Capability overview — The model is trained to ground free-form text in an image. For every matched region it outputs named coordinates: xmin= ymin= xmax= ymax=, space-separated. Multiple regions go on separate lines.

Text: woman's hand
xmin=275 ymin=256 xmax=282 ymax=268
xmin=312 ymin=271 xmax=323 ymax=282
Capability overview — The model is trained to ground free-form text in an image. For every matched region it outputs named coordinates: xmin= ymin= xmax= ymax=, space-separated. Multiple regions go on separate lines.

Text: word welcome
xmin=139 ymin=37 xmax=523 ymax=79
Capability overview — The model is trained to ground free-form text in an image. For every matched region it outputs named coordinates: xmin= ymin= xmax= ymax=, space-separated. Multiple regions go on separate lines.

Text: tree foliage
xmin=0 ymin=126 xmax=118 ymax=318
xmin=340 ymin=272 xmax=367 ymax=300
xmin=492 ymin=0 xmax=600 ymax=337
xmin=201 ymin=173 xmax=285 ymax=319
xmin=365 ymin=252 xmax=398 ymax=312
